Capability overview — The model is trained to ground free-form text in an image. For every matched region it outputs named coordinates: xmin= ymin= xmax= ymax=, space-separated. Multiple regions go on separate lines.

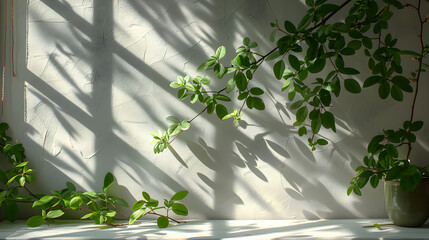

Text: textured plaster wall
xmin=2 ymin=0 xmax=429 ymax=220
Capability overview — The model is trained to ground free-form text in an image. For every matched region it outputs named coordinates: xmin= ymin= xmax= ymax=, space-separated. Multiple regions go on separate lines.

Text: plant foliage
xmin=151 ymin=0 xmax=429 ymax=194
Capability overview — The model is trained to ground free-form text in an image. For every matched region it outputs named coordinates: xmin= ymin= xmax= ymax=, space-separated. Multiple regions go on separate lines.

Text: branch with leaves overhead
xmin=151 ymin=0 xmax=429 ymax=195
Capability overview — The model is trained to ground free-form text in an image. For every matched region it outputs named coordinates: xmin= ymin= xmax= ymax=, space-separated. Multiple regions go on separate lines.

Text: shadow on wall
xmin=15 ymin=0 xmax=414 ymax=223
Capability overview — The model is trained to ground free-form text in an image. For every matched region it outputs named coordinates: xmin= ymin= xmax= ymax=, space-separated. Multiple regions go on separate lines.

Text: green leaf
xmin=305 ymin=0 xmax=314 ymax=7
xmin=216 ymin=104 xmax=228 ymax=120
xmin=296 ymin=106 xmax=308 ymax=124
xmin=289 ymin=55 xmax=300 ymax=71
xmin=332 ymin=22 xmax=348 ymax=32
xmin=19 ymin=176 xmax=26 ymax=187
xmin=207 ymin=102 xmax=215 ymax=114
xmin=353 ymin=186 xmax=362 ymax=196
xmin=47 ymin=210 xmax=64 ymax=219
xmin=317 ymin=139 xmax=328 ymax=145
xmin=270 ymin=29 xmax=276 ymax=42
xmin=197 ymin=59 xmax=216 ymax=72
xmin=400 ymin=175 xmax=421 ymax=193
xmin=284 ymin=20 xmax=296 ymax=33
xmin=321 ymin=111 xmax=336 ymax=132
xmin=171 ymin=190 xmax=189 ymax=201
xmin=378 ymin=82 xmax=390 ymax=99
xmin=226 ymin=78 xmax=236 ymax=93
xmin=273 ymin=60 xmax=285 ymax=80
xmin=391 ymin=85 xmax=403 ymax=101
xmin=252 ymin=97 xmax=265 ymax=110
xmin=385 ymin=144 xmax=399 ymax=158
xmin=319 ymin=89 xmax=331 ymax=106
xmin=234 ymin=55 xmax=250 ymax=68
xmin=142 ymin=192 xmax=151 ymax=201
xmin=362 ymin=36 xmax=373 ymax=49
xmin=181 ymin=120 xmax=190 ymax=131
xmin=370 ymin=175 xmax=380 ymax=188
xmin=6 ymin=175 xmax=18 ymax=186
xmin=347 ymin=40 xmax=362 ymax=50
xmin=66 ymin=182 xmax=76 ymax=192
xmin=367 ymin=135 xmax=385 ymax=153
xmin=103 ymin=172 xmax=114 ymax=194
xmin=265 ymin=50 xmax=281 ymax=61
xmin=363 ymin=76 xmax=382 ymax=88
xmin=243 ymin=37 xmax=250 ymax=46
xmin=129 ymin=208 xmax=147 ymax=225
xmin=157 ymin=216 xmax=169 ymax=228
xmin=308 ymin=58 xmax=326 ymax=73
xmin=282 ymin=79 xmax=291 ymax=92
xmin=213 ymin=94 xmax=231 ymax=102
xmin=166 ymin=116 xmax=180 ymax=124
xmin=216 ymin=46 xmax=226 ymax=59
xmin=290 ymin=100 xmax=304 ymax=110
xmin=132 ymin=200 xmax=145 ymax=212
xmin=249 ymin=42 xmax=258 ymax=48
xmin=385 ymin=167 xmax=402 ymax=182
xmin=391 ymin=76 xmax=410 ymax=91
xmin=190 ymin=94 xmax=198 ymax=104
xmin=33 ymin=196 xmax=55 ymax=207
xmin=106 ymin=211 xmax=117 ymax=218
xmin=311 ymin=117 xmax=322 ymax=134
xmin=344 ymin=79 xmax=361 ymax=93
xmin=297 ymin=14 xmax=312 ymax=32
xmin=214 ymin=63 xmax=226 ymax=79
xmin=339 ymin=68 xmax=360 ymax=75
xmin=288 ymin=87 xmax=296 ymax=101
xmin=170 ymin=82 xmax=181 ymax=89
xmin=168 ymin=124 xmax=181 ymax=136
xmin=26 ymin=216 xmax=45 ymax=227
xmin=16 ymin=161 xmax=29 ymax=168
xmin=81 ymin=212 xmax=96 ymax=219
xmin=235 ymin=72 xmax=247 ymax=91
xmin=200 ymin=77 xmax=210 ymax=85
xmin=172 ymin=203 xmax=188 ymax=216
xmin=250 ymin=87 xmax=264 ymax=95
xmin=335 ymin=55 xmax=344 ymax=69
xmin=347 ymin=186 xmax=354 ymax=195
xmin=83 ymin=191 xmax=98 ymax=199
xmin=410 ymin=121 xmax=424 ymax=132
xmin=298 ymin=126 xmax=307 ymax=136
xmin=70 ymin=196 xmax=82 ymax=210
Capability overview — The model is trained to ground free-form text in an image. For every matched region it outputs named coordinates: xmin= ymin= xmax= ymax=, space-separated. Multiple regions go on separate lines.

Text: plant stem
xmin=405 ymin=0 xmax=425 ymax=160
xmin=148 ymin=211 xmax=185 ymax=224
xmin=23 ymin=186 xmax=39 ymax=199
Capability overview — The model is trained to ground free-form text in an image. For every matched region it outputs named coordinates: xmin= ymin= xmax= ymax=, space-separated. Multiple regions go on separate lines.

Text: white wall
xmin=2 ymin=0 xmax=429 ymax=220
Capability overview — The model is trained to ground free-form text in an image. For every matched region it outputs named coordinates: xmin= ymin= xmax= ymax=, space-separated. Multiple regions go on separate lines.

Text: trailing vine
xmin=0 ymin=123 xmax=189 ymax=228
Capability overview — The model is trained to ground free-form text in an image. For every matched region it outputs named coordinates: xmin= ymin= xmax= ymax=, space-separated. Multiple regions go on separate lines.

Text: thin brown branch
xmin=148 ymin=211 xmax=186 ymax=224
xmin=405 ymin=0 xmax=425 ymax=160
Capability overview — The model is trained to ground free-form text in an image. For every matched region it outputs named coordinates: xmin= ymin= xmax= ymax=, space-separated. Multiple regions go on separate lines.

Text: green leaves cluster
xmin=348 ymin=121 xmax=426 ymax=195
xmin=150 ymin=116 xmax=191 ymax=154
xmin=0 ymin=122 xmax=189 ymax=228
xmin=27 ymin=172 xmax=129 ymax=227
xmin=129 ymin=190 xmax=189 ymax=228
xmin=26 ymin=172 xmax=189 ymax=229
xmin=0 ymin=123 xmax=36 ymax=222
xmin=152 ymin=0 xmax=425 ymax=156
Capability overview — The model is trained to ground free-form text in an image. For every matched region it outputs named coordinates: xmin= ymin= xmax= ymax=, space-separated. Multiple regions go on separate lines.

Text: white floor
xmin=0 ymin=219 xmax=428 ymax=239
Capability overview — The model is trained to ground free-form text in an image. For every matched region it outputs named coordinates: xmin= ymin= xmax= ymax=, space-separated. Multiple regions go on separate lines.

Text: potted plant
xmin=346 ymin=0 xmax=429 ymax=227
xmin=151 ymin=0 xmax=429 ymax=226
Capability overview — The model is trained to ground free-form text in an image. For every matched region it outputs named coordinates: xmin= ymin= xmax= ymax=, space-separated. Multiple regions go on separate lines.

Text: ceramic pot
xmin=384 ymin=179 xmax=429 ymax=227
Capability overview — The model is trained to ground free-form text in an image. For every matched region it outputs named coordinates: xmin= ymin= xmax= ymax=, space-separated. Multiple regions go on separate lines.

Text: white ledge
xmin=1 ymin=219 xmax=428 ymax=239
